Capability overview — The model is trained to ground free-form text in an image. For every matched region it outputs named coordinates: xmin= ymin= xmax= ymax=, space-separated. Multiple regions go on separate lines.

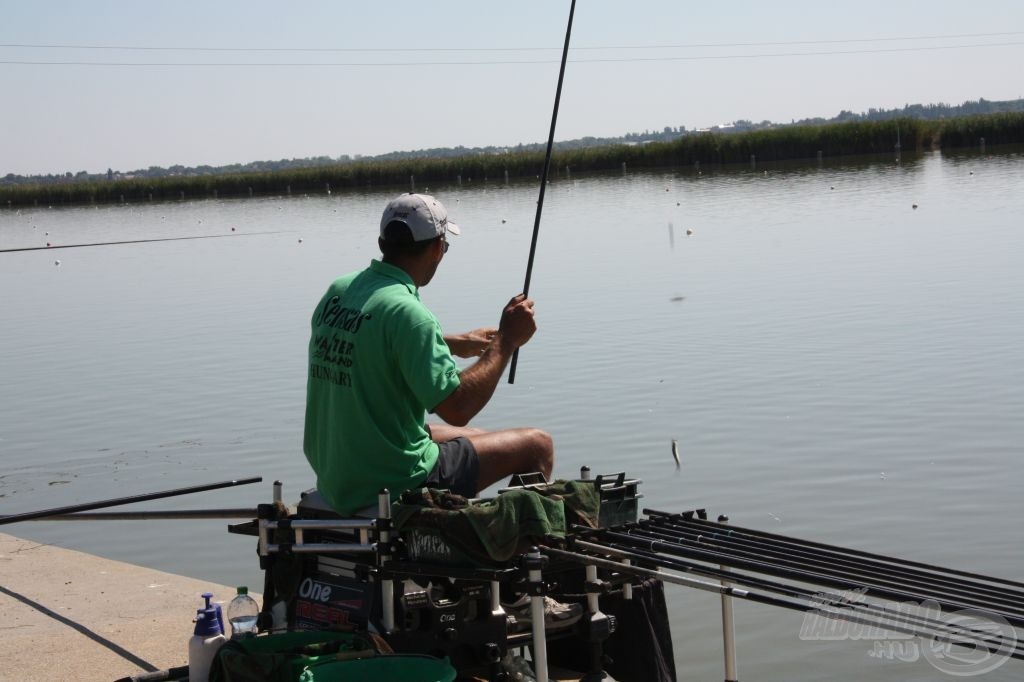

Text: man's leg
xmin=427 ymin=423 xmax=554 ymax=493
xmin=466 ymin=428 xmax=553 ymax=492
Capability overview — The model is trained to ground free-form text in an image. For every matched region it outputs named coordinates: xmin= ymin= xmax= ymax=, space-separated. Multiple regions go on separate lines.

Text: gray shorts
xmin=422 ymin=436 xmax=480 ymax=498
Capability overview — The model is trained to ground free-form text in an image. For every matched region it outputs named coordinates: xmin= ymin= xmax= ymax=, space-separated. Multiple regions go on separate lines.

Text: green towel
xmin=463 ymin=488 xmax=566 ymax=561
xmin=393 ymin=480 xmax=600 ymax=565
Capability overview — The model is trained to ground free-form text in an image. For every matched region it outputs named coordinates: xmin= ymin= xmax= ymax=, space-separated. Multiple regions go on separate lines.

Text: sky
xmin=2 ymin=1 xmax=1023 ymax=176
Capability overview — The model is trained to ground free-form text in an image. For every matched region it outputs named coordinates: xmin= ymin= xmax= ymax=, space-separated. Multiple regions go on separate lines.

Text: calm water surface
xmin=2 ymin=151 xmax=1023 ymax=680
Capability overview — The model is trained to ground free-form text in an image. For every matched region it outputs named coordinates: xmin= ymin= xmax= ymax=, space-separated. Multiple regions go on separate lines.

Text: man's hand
xmin=497 ymin=294 xmax=537 ymax=350
xmin=445 ymin=327 xmax=498 ymax=358
xmin=433 ymin=294 xmax=538 ymax=427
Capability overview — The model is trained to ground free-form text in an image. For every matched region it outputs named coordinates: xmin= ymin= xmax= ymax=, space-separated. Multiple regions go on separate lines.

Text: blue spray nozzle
xmin=194 ymin=592 xmax=224 ymax=636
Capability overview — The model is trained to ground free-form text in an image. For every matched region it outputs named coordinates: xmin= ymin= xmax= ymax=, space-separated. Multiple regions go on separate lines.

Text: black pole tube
xmin=572 ymin=524 xmax=1024 ymax=653
xmin=635 ymin=519 xmax=1024 ymax=611
xmin=651 ymin=509 xmax=1024 ymax=589
xmin=508 ymin=0 xmax=576 ymax=384
xmin=578 ymin=538 xmax=1018 ymax=648
xmin=0 ymin=476 xmax=262 ymax=525
xmin=543 ymin=546 xmax=1024 ymax=662
xmin=645 ymin=508 xmax=1024 ymax=591
xmin=663 ymin=521 xmax=1024 ymax=609
xmin=599 ymin=528 xmax=1024 ymax=626
xmin=0 ymin=232 xmax=280 ymax=254
xmin=23 ymin=508 xmax=258 ymax=521
xmin=578 ymin=520 xmax=1024 ymax=620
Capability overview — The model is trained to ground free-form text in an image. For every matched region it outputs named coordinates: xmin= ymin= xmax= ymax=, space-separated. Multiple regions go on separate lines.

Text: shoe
xmin=504 ymin=595 xmax=583 ymax=631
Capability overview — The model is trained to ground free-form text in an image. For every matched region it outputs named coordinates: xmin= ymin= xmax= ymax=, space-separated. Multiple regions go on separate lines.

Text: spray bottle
xmin=189 ymin=592 xmax=227 ymax=682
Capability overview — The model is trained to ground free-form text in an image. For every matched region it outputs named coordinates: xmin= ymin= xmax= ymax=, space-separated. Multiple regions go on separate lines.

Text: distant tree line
xmin=4 ymin=97 xmax=1021 ymax=190
xmin=2 ymin=110 xmax=1022 ymax=208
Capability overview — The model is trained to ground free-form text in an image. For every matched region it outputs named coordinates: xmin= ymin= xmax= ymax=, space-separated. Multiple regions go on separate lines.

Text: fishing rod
xmin=0 ymin=476 xmax=262 ymax=525
xmin=508 ymin=0 xmax=576 ymax=385
xmin=663 ymin=510 xmax=1024 ymax=591
xmin=591 ymin=540 xmax=1012 ymax=647
xmin=596 ymin=525 xmax=1024 ymax=624
xmin=568 ymin=536 xmax=1016 ymax=651
xmin=0 ymin=231 xmax=280 ymax=253
xmin=21 ymin=508 xmax=258 ymax=521
xmin=577 ymin=528 xmax=1024 ymax=631
xmin=580 ymin=510 xmax=1024 ymax=624
xmin=543 ymin=545 xmax=1024 ymax=662
xmin=637 ymin=516 xmax=1024 ymax=611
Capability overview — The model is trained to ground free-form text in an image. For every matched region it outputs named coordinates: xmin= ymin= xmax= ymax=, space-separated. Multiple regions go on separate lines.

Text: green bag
xmin=210 ymin=631 xmax=456 ymax=682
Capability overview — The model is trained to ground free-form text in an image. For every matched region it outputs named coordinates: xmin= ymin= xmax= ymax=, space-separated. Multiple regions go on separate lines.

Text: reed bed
xmin=3 ymin=113 xmax=1021 ymax=208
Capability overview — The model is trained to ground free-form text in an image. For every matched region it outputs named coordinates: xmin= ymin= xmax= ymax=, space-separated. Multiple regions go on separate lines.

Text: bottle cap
xmin=236 ymin=586 xmax=248 ymax=595
xmin=193 ymin=592 xmax=223 ymax=636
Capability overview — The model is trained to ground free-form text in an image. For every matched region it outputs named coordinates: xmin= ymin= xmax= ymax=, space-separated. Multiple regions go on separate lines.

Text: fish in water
xmin=671 ymin=439 xmax=680 ymax=468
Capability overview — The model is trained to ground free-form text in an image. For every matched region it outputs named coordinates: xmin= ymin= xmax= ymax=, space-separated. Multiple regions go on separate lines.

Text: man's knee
xmin=524 ymin=428 xmax=554 ymax=476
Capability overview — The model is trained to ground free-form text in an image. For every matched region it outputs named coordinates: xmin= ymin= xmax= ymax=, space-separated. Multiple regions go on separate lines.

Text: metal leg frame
xmin=718 ymin=514 xmax=738 ymax=682
xmin=579 ymin=563 xmax=616 ymax=681
xmin=525 ymin=548 xmax=549 ymax=682
xmin=378 ymin=489 xmax=395 ymax=633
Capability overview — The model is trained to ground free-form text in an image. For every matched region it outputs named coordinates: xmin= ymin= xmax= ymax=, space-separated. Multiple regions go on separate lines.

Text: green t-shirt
xmin=303 ymin=260 xmax=461 ymax=515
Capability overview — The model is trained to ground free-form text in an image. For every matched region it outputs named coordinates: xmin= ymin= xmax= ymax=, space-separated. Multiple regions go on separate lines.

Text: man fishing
xmin=303 ymin=192 xmax=554 ymax=516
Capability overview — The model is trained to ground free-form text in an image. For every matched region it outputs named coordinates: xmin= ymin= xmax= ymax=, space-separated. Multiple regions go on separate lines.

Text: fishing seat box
xmin=275 ymin=490 xmax=382 ymax=632
xmin=282 ymin=490 xmax=513 ymax=675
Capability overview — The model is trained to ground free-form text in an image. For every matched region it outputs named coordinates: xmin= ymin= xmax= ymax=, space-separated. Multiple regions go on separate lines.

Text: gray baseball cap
xmin=379 ymin=193 xmax=461 ymax=242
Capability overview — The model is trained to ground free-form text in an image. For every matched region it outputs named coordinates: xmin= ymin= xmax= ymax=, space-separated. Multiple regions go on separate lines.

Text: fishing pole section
xmin=508 ymin=0 xmax=576 ymax=384
xmin=555 ymin=508 xmax=1024 ymax=671
xmin=0 ymin=476 xmax=262 ymax=525
xmin=0 ymin=231 xmax=281 ymax=254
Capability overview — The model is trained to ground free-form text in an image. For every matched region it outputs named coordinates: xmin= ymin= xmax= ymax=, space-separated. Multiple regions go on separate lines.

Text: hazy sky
xmin=2 ymin=1 xmax=1023 ymax=176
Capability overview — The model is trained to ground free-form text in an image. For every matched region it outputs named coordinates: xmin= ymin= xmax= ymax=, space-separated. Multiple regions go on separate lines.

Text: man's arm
xmin=433 ymin=295 xmax=535 ymax=426
xmin=444 ymin=327 xmax=498 ymax=358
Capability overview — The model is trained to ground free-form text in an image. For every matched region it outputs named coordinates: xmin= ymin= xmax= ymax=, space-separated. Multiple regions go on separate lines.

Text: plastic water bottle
xmin=227 ymin=586 xmax=259 ymax=639
xmin=189 ymin=592 xmax=227 ymax=682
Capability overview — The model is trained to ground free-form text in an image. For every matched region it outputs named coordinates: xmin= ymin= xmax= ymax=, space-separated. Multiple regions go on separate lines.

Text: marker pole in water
xmin=508 ymin=0 xmax=576 ymax=385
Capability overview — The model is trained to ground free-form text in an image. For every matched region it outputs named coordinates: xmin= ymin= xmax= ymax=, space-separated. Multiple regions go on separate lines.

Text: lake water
xmin=2 ymin=150 xmax=1023 ymax=680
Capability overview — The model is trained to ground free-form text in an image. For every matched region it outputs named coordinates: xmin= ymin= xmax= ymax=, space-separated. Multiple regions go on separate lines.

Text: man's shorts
xmin=422 ymin=436 xmax=479 ymax=498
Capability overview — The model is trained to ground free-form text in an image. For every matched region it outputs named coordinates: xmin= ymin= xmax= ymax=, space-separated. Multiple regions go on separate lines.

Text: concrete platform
xmin=0 ymin=532 xmax=605 ymax=682
xmin=0 ymin=532 xmax=243 ymax=682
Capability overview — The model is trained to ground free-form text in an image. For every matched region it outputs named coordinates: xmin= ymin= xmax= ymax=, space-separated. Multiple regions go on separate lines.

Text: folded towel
xmin=393 ymin=480 xmax=600 ymax=564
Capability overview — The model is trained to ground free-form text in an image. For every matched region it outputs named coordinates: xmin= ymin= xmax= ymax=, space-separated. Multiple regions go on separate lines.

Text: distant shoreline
xmin=2 ymin=112 xmax=1022 ymax=209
